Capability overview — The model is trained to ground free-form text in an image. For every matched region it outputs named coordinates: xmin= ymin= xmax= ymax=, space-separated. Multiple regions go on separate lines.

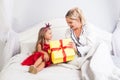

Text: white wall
xmin=0 ymin=0 xmax=13 ymax=32
xmin=114 ymin=0 xmax=120 ymax=30
xmin=10 ymin=0 xmax=120 ymax=32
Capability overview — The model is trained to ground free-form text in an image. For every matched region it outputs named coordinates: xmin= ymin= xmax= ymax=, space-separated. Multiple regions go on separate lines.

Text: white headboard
xmin=18 ymin=18 xmax=69 ymax=54
xmin=19 ymin=18 xmax=69 ymax=43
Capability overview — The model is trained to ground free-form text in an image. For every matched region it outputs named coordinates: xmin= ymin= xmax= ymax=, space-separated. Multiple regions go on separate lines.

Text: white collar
xmin=70 ymin=25 xmax=88 ymax=46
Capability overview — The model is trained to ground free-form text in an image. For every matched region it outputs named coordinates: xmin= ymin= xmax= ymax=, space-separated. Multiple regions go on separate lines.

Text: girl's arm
xmin=37 ymin=44 xmax=50 ymax=62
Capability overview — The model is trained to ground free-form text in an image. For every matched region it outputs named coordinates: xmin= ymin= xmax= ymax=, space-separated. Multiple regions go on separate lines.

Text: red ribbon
xmin=51 ymin=40 xmax=71 ymax=62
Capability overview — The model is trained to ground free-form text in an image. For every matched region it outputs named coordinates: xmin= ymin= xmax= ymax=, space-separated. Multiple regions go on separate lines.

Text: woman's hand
xmin=68 ymin=42 xmax=77 ymax=51
xmin=44 ymin=52 xmax=50 ymax=62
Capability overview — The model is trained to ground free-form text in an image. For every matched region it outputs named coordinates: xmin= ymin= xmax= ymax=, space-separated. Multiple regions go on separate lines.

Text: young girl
xmin=21 ymin=23 xmax=52 ymax=74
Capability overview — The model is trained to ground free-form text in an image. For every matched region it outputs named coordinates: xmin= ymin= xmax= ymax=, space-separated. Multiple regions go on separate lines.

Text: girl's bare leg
xmin=34 ymin=57 xmax=43 ymax=67
xmin=37 ymin=62 xmax=45 ymax=72
xmin=29 ymin=57 xmax=43 ymax=74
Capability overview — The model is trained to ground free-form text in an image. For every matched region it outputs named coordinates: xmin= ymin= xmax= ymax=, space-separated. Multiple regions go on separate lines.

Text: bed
xmin=0 ymin=18 xmax=120 ymax=80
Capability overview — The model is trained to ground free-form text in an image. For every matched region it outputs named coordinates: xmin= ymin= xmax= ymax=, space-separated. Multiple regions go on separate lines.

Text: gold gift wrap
xmin=49 ymin=39 xmax=75 ymax=64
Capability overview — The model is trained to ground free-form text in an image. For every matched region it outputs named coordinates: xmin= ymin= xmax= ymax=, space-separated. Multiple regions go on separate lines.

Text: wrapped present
xmin=49 ymin=39 xmax=75 ymax=64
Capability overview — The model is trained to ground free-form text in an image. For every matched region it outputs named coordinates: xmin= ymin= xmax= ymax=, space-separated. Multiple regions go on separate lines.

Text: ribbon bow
xmin=51 ymin=40 xmax=72 ymax=62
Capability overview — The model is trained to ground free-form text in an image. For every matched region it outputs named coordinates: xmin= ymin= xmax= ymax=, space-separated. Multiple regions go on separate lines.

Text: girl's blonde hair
xmin=65 ymin=7 xmax=86 ymax=26
xmin=35 ymin=23 xmax=51 ymax=52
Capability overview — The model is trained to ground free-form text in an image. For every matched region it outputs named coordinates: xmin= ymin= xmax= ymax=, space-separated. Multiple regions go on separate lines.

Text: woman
xmin=65 ymin=7 xmax=120 ymax=80
xmin=65 ymin=7 xmax=94 ymax=57
xmin=65 ymin=7 xmax=99 ymax=63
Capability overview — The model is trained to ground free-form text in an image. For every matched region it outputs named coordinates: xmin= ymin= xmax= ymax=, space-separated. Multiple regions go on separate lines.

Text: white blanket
xmin=0 ymin=41 xmax=120 ymax=80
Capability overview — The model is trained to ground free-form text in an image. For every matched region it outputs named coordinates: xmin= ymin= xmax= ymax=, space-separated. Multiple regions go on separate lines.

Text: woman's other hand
xmin=68 ymin=42 xmax=77 ymax=51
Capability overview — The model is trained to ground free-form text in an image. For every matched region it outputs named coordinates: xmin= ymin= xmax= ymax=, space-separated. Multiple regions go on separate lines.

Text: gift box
xmin=49 ymin=39 xmax=75 ymax=64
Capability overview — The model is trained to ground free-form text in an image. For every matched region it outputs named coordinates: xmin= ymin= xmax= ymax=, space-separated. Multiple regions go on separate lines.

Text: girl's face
xmin=66 ymin=18 xmax=82 ymax=30
xmin=45 ymin=29 xmax=52 ymax=40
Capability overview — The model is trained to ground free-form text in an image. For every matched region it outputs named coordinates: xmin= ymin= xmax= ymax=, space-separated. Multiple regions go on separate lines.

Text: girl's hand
xmin=44 ymin=52 xmax=50 ymax=62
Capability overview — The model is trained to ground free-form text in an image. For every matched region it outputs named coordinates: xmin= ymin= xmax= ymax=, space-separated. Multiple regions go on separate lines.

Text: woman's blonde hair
xmin=65 ymin=7 xmax=86 ymax=26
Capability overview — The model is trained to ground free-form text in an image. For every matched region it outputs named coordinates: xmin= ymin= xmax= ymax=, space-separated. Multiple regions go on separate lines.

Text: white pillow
xmin=112 ymin=18 xmax=120 ymax=56
xmin=19 ymin=26 xmax=38 ymax=55
xmin=20 ymin=41 xmax=36 ymax=55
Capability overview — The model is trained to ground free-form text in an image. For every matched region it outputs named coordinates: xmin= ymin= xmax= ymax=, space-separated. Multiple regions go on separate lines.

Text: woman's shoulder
xmin=84 ymin=22 xmax=99 ymax=35
xmin=84 ymin=23 xmax=99 ymax=43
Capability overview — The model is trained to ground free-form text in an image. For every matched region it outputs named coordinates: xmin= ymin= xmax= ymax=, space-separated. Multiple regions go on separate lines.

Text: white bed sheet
xmin=0 ymin=53 xmax=80 ymax=80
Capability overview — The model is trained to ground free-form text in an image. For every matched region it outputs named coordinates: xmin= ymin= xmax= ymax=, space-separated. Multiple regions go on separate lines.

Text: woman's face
xmin=45 ymin=29 xmax=52 ymax=40
xmin=66 ymin=18 xmax=82 ymax=30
